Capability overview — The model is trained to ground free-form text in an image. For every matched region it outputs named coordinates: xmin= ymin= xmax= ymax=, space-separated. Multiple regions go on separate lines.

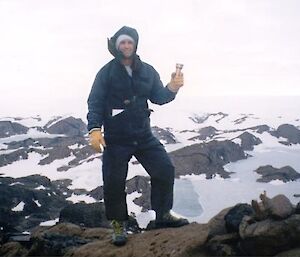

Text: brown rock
xmin=0 ymin=241 xmax=28 ymax=257
xmin=206 ymin=233 xmax=240 ymax=256
xmin=207 ymin=207 xmax=231 ymax=239
xmin=65 ymin=222 xmax=210 ymax=257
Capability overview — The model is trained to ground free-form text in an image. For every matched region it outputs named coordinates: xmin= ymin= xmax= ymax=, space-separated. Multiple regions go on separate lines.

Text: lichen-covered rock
xmin=251 ymin=191 xmax=295 ymax=220
xmin=239 ymin=214 xmax=300 ymax=256
xmin=66 ymin=222 xmax=210 ymax=257
xmin=0 ymin=241 xmax=28 ymax=257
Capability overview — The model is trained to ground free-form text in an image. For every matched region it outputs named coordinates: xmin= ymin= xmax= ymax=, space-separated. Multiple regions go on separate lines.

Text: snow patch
xmin=40 ymin=218 xmax=59 ymax=226
xmin=34 ymin=199 xmax=41 ymax=207
xmin=12 ymin=201 xmax=25 ymax=212
xmin=66 ymin=193 xmax=97 ymax=204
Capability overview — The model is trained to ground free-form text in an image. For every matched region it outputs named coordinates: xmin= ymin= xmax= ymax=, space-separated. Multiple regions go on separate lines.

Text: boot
xmin=155 ymin=211 xmax=189 ymax=228
xmin=111 ymin=220 xmax=128 ymax=246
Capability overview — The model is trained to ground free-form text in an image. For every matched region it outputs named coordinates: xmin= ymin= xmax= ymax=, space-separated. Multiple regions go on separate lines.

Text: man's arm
xmin=86 ymin=68 xmax=108 ymax=132
xmin=149 ymin=68 xmax=178 ymax=105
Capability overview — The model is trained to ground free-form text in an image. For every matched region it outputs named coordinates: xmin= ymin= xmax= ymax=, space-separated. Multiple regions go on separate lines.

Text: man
xmin=87 ymin=26 xmax=188 ymax=246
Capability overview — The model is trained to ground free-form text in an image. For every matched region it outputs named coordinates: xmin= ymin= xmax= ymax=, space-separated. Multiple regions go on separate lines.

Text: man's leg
xmin=134 ymin=136 xmax=189 ymax=228
xmin=102 ymin=144 xmax=135 ymax=221
xmin=133 ymin=138 xmax=175 ymax=218
xmin=102 ymin=143 xmax=136 ymax=246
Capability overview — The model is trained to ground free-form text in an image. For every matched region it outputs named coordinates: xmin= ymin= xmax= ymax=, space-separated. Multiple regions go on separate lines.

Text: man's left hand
xmin=167 ymin=72 xmax=184 ymax=93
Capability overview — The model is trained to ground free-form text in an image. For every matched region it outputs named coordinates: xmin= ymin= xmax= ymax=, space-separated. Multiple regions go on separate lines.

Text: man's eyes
xmin=120 ymin=41 xmax=133 ymax=45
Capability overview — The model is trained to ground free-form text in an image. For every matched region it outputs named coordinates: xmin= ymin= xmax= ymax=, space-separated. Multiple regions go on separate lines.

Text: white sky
xmin=1 ymin=0 xmax=300 ymax=116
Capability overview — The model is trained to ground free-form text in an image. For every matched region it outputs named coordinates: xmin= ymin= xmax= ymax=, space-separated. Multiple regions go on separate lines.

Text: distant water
xmin=173 ymin=178 xmax=203 ymax=217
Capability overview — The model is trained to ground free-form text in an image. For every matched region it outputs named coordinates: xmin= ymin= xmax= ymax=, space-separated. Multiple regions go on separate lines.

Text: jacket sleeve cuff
xmin=166 ymin=84 xmax=179 ymax=93
xmin=88 ymin=127 xmax=101 ymax=134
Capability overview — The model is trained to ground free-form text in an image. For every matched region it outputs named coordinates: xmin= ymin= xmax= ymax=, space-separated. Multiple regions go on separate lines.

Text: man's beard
xmin=117 ymin=50 xmax=135 ymax=60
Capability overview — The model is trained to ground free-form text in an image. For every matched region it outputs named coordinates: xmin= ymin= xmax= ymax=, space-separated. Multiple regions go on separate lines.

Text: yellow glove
xmin=89 ymin=130 xmax=106 ymax=152
xmin=167 ymin=72 xmax=184 ymax=92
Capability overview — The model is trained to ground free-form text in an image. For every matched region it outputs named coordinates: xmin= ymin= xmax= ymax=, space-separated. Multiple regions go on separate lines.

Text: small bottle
xmin=175 ymin=63 xmax=184 ymax=76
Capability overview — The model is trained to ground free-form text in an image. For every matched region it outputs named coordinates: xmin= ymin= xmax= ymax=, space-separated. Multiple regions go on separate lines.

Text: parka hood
xmin=107 ymin=26 xmax=139 ymax=59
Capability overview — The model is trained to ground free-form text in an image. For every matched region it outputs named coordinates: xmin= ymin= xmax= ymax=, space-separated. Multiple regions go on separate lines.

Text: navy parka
xmin=87 ymin=56 xmax=178 ymax=142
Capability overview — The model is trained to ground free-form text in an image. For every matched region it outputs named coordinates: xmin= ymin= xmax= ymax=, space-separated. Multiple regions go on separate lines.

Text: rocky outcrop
xmin=270 ymin=123 xmax=300 ymax=144
xmin=206 ymin=192 xmax=300 ymax=256
xmin=235 ymin=131 xmax=262 ymax=150
xmin=45 ymin=117 xmax=88 ymax=137
xmin=0 ymin=121 xmax=29 ymax=138
xmin=0 ymin=135 xmax=97 ymax=170
xmin=224 ymin=203 xmax=255 ymax=232
xmin=1 ymin=193 xmax=299 ymax=257
xmin=189 ymin=126 xmax=218 ymax=141
xmin=0 ymin=222 xmax=210 ymax=257
xmin=251 ymin=191 xmax=295 ymax=220
xmin=0 ymin=175 xmax=90 ymax=235
xmin=59 ymin=202 xmax=108 ymax=228
xmin=239 ymin=214 xmax=300 ymax=256
xmin=255 ymin=165 xmax=300 ymax=182
xmin=169 ymin=140 xmax=247 ymax=179
xmin=125 ymin=175 xmax=151 ymax=212
xmin=151 ymin=126 xmax=177 ymax=144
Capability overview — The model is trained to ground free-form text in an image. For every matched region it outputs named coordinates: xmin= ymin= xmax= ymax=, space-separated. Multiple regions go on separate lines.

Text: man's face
xmin=118 ymin=39 xmax=135 ymax=58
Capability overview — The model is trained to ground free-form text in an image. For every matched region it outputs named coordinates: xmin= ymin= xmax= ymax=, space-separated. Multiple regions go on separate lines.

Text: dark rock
xmin=232 ymin=113 xmax=259 ymax=125
xmin=170 ymin=140 xmax=247 ymax=179
xmin=44 ymin=116 xmax=88 ymax=136
xmin=151 ymin=126 xmax=177 ymax=144
xmin=235 ymin=131 xmax=262 ymax=150
xmin=0 ymin=121 xmax=29 ymax=138
xmin=215 ymin=124 xmax=270 ymax=135
xmin=239 ymin=214 xmax=300 ymax=256
xmin=254 ymin=124 xmax=271 ymax=134
xmin=1 ymin=135 xmax=96 ymax=171
xmin=3 ymin=138 xmax=41 ymax=150
xmin=0 ymin=148 xmax=30 ymax=168
xmin=296 ymin=202 xmax=300 ymax=214
xmin=0 ymin=241 xmax=28 ymax=257
xmin=189 ymin=126 xmax=218 ymax=141
xmin=88 ymin=186 xmax=103 ymax=200
xmin=27 ymin=223 xmax=93 ymax=256
xmin=59 ymin=202 xmax=109 ymax=228
xmin=0 ymin=174 xmax=77 ymax=235
xmin=224 ymin=203 xmax=255 ymax=232
xmin=275 ymin=247 xmax=300 ymax=256
xmin=206 ymin=233 xmax=240 ymax=256
xmin=255 ymin=165 xmax=300 ymax=183
xmin=270 ymin=123 xmax=300 ymax=144
xmin=126 ymin=175 xmax=151 ymax=212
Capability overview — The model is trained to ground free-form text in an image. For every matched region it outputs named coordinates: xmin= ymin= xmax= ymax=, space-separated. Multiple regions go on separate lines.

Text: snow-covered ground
xmin=1 ymin=96 xmax=300 ymax=228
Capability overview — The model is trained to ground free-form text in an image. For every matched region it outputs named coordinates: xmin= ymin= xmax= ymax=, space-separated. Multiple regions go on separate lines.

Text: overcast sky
xmin=0 ymin=0 xmax=300 ymax=116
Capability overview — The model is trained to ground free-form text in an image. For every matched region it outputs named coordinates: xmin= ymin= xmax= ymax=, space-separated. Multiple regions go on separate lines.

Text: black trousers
xmin=102 ymin=133 xmax=175 ymax=221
